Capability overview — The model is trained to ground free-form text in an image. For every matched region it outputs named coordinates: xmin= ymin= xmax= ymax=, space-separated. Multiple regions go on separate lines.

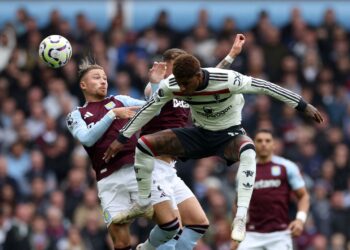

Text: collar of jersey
xmin=196 ymin=69 xmax=209 ymax=91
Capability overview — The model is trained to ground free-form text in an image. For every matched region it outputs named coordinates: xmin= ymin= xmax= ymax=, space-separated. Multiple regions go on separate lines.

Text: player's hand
xmin=288 ymin=219 xmax=304 ymax=237
xmin=103 ymin=140 xmax=124 ymax=163
xmin=231 ymin=240 xmax=240 ymax=250
xmin=304 ymin=104 xmax=324 ymax=123
xmin=229 ymin=34 xmax=246 ymax=58
xmin=149 ymin=61 xmax=167 ymax=83
xmin=112 ymin=106 xmax=141 ymax=119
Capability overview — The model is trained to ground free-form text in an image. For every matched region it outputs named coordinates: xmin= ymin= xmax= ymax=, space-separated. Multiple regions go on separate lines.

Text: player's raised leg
xmin=133 ymin=129 xmax=186 ymax=207
xmin=224 ymin=135 xmax=256 ymax=242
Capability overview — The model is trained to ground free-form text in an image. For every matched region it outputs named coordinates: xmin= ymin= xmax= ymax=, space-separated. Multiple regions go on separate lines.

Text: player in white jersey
xmin=138 ymin=35 xmax=245 ymax=250
xmin=103 ymin=54 xmax=323 ymax=244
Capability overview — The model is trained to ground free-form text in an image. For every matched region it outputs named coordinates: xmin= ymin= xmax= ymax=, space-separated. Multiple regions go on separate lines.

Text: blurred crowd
xmin=0 ymin=2 xmax=350 ymax=250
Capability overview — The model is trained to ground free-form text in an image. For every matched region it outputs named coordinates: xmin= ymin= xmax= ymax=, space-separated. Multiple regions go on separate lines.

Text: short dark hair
xmin=173 ymin=54 xmax=201 ymax=81
xmin=163 ymin=48 xmax=187 ymax=62
xmin=78 ymin=57 xmax=104 ymax=82
xmin=254 ymin=129 xmax=274 ymax=139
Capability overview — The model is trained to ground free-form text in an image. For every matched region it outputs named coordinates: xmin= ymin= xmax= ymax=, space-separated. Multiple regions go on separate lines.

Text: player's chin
xmin=98 ymin=90 xmax=107 ymax=97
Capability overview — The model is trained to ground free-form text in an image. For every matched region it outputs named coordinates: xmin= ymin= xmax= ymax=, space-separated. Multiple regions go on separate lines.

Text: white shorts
xmin=238 ymin=230 xmax=293 ymax=250
xmin=97 ymin=164 xmax=171 ymax=227
xmin=153 ymin=159 xmax=195 ymax=209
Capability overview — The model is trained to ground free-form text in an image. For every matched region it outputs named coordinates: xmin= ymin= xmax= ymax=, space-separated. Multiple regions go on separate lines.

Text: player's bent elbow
xmin=79 ymin=137 xmax=95 ymax=147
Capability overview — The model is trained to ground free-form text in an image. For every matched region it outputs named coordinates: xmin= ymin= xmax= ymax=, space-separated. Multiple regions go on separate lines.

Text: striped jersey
xmin=120 ymin=68 xmax=305 ymax=138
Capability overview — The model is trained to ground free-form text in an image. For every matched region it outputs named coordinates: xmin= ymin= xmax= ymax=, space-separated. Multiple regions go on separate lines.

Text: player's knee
xmin=159 ymin=217 xmax=181 ymax=241
xmin=137 ymin=136 xmax=157 ymax=157
xmin=239 ymin=143 xmax=256 ymax=165
xmin=198 ymin=216 xmax=210 ymax=226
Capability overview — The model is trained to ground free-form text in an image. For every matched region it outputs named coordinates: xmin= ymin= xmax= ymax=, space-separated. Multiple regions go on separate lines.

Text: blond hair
xmin=78 ymin=57 xmax=104 ymax=81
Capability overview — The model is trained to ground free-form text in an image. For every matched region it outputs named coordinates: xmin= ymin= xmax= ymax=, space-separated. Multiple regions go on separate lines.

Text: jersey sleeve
xmin=285 ymin=160 xmax=305 ymax=190
xmin=66 ymin=109 xmax=115 ymax=147
xmin=119 ymin=81 xmax=173 ymax=140
xmin=144 ymin=82 xmax=161 ymax=100
xmin=227 ymin=70 xmax=306 ymax=110
xmin=114 ymin=95 xmax=146 ymax=107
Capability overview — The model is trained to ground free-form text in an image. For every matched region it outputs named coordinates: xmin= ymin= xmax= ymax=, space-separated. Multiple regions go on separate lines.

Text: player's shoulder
xmin=163 ymin=74 xmax=176 ymax=86
xmin=67 ymin=106 xmax=82 ymax=117
xmin=204 ymin=67 xmax=238 ymax=84
xmin=66 ymin=107 xmax=82 ymax=129
xmin=272 ymin=155 xmax=299 ymax=171
xmin=160 ymin=74 xmax=179 ymax=92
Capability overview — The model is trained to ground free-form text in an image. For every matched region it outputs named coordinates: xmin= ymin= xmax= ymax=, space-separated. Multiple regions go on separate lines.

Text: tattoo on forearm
xmin=216 ymin=59 xmax=232 ymax=69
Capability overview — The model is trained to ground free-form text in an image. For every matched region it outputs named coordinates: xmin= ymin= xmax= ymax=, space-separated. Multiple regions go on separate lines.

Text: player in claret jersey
xmin=66 ymin=59 xmax=181 ymax=250
xmin=138 ymin=34 xmax=246 ymax=250
xmin=233 ymin=129 xmax=310 ymax=250
xmin=104 ymin=37 xmax=323 ymax=245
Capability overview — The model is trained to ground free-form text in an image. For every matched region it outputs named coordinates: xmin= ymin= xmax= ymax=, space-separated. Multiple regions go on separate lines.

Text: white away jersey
xmin=121 ymin=68 xmax=304 ymax=138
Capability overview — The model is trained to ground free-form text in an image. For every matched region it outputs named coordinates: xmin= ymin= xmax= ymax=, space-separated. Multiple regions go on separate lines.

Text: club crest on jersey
xmin=271 ymin=166 xmax=281 ymax=176
xmin=104 ymin=101 xmax=116 ymax=110
xmin=157 ymin=88 xmax=164 ymax=97
xmin=103 ymin=210 xmax=112 ymax=224
xmin=203 ymin=106 xmax=213 ymax=114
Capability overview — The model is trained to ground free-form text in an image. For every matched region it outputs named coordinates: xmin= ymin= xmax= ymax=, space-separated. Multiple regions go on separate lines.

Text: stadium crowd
xmin=0 ymin=3 xmax=350 ymax=250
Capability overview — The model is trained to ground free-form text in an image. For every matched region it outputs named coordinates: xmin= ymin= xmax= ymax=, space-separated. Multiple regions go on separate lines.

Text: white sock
xmin=236 ymin=148 xmax=256 ymax=217
xmin=134 ymin=144 xmax=154 ymax=201
xmin=236 ymin=206 xmax=248 ymax=218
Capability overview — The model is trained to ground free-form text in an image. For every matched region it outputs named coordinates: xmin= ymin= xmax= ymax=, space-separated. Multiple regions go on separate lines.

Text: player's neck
xmin=196 ymin=70 xmax=209 ymax=91
xmin=85 ymin=94 xmax=105 ymax=103
xmin=257 ymin=155 xmax=272 ymax=164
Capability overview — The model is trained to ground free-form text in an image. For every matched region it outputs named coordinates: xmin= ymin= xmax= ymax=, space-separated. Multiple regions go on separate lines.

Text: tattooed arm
xmin=216 ymin=34 xmax=246 ymax=69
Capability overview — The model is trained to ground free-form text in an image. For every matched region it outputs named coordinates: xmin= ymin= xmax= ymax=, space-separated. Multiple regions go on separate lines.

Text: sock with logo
xmin=157 ymin=229 xmax=182 ymax=250
xmin=135 ymin=137 xmax=156 ymax=205
xmin=175 ymin=225 xmax=209 ymax=250
xmin=145 ymin=218 xmax=180 ymax=249
xmin=236 ymin=148 xmax=256 ymax=217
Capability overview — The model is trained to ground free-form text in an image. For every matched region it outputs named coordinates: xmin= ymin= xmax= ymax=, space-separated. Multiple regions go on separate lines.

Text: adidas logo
xmin=243 ymin=183 xmax=253 ymax=188
xmin=84 ymin=112 xmax=94 ymax=119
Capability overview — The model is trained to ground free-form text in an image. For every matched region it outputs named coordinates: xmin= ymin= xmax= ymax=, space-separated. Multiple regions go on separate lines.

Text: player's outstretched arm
xmin=103 ymin=81 xmax=173 ymax=162
xmin=67 ymin=107 xmax=139 ymax=147
xmin=229 ymin=74 xmax=324 ymax=123
xmin=216 ymin=34 xmax=245 ymax=69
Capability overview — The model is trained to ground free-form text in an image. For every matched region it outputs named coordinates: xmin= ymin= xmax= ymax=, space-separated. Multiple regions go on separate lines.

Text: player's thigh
xmin=108 ymin=222 xmax=131 ymax=246
xmin=141 ymin=129 xmax=186 ymax=157
xmin=223 ymin=135 xmax=254 ymax=162
xmin=177 ymin=196 xmax=209 ymax=226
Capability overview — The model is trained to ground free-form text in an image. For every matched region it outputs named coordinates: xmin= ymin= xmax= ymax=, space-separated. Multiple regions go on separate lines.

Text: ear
xmin=196 ymin=71 xmax=202 ymax=81
xmin=80 ymin=81 xmax=87 ymax=90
